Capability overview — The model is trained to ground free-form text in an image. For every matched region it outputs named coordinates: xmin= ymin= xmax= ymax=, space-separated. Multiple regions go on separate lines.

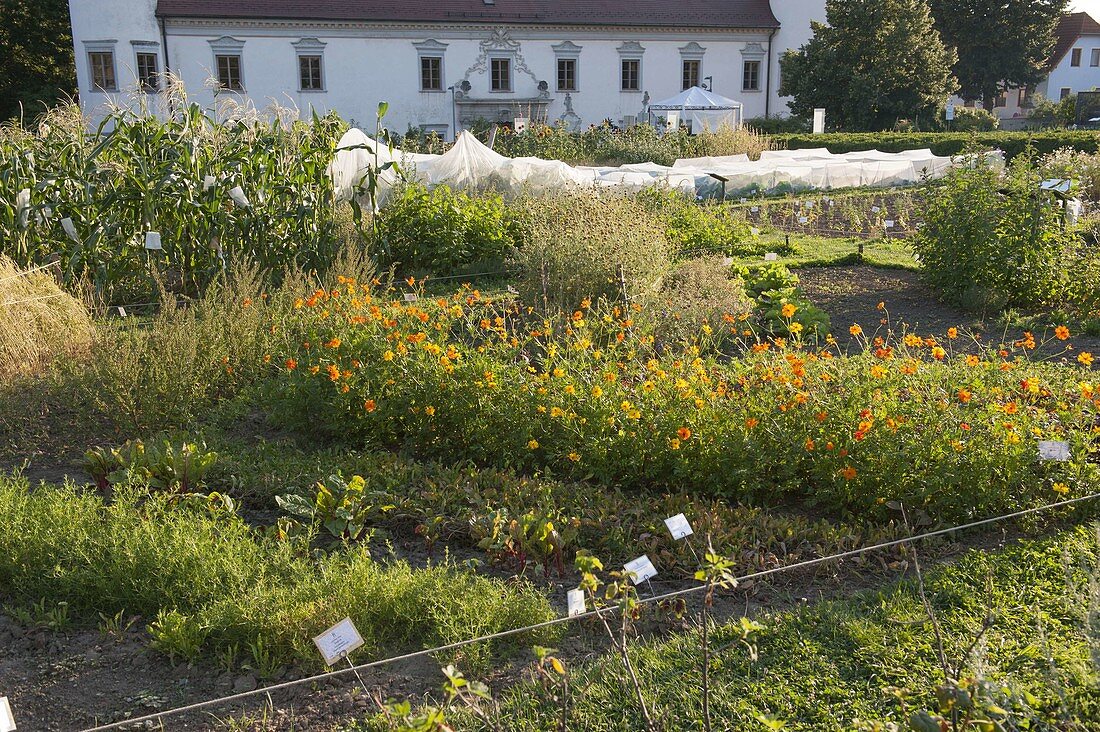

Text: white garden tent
xmin=648 ymin=86 xmax=743 ymax=133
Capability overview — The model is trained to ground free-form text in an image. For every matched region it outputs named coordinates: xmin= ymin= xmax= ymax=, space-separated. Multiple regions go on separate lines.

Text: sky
xmin=1072 ymin=0 xmax=1100 ymax=20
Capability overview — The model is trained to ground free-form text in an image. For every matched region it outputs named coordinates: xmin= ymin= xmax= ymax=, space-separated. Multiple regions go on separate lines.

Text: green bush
xmin=774 ymin=130 xmax=1100 ymax=160
xmin=740 ymin=263 xmax=800 ymax=300
xmin=758 ymin=288 xmax=831 ymax=340
xmin=375 ymin=183 xmax=521 ymax=275
xmin=946 ymin=107 xmax=998 ymax=132
xmin=0 ymin=476 xmax=554 ymax=671
xmin=912 ymin=152 xmax=1078 ymax=310
xmin=636 ymin=188 xmax=756 ymax=259
xmin=510 ymin=190 xmax=671 ymax=313
xmin=1041 ymin=146 xmax=1100 ymax=201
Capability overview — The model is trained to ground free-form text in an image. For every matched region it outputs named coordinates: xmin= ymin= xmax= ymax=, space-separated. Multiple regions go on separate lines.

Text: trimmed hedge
xmin=774 ymin=131 xmax=1100 ymax=159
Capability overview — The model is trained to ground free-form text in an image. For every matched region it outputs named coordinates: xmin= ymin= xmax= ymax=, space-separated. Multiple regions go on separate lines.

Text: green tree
xmin=0 ymin=0 xmax=76 ymax=121
xmin=779 ymin=0 xmax=958 ymax=131
xmin=929 ymin=0 xmax=1067 ymax=112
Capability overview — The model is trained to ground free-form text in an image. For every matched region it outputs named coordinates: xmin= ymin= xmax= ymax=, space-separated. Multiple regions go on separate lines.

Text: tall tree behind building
xmin=0 ymin=0 xmax=76 ymax=121
xmin=779 ymin=0 xmax=958 ymax=131
xmin=929 ymin=0 xmax=1068 ymax=111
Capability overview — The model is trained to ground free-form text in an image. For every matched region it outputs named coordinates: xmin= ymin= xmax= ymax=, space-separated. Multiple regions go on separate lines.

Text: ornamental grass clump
xmin=0 ymin=256 xmax=93 ymax=379
xmin=264 ymin=279 xmax=1099 ymax=523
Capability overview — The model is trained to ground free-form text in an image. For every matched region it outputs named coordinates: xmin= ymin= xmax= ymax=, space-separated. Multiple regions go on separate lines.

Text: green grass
xmin=735 ymin=234 xmax=920 ymax=271
xmin=485 ymin=526 xmax=1100 ymax=731
xmin=0 ymin=474 xmax=555 ymax=673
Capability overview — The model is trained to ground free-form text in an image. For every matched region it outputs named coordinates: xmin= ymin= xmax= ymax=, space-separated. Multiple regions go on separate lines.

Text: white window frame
xmin=131 ymin=40 xmax=161 ymax=93
xmin=741 ymin=43 xmax=765 ymax=93
xmin=208 ymin=36 xmax=246 ymax=92
xmin=552 ymin=40 xmax=582 ymax=93
xmin=1071 ymin=47 xmax=1082 ymax=67
xmin=679 ymin=42 xmax=705 ymax=91
xmin=292 ymin=38 xmax=326 ymax=92
xmin=489 ymin=56 xmax=513 ymax=93
xmin=83 ymin=39 xmax=118 ymax=92
xmin=617 ymin=41 xmax=645 ymax=93
xmin=413 ymin=39 xmax=448 ymax=93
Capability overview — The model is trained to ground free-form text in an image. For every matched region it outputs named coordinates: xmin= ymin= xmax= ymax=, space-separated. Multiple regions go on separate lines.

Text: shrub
xmin=0 ymin=476 xmax=554 ymax=671
xmin=757 ymin=288 xmax=831 ymax=340
xmin=912 ymin=152 xmax=1078 ymax=310
xmin=651 ymin=256 xmax=753 ymax=346
xmin=510 ymin=190 xmax=671 ymax=313
xmin=375 ymin=183 xmax=521 ymax=275
xmin=947 ymin=107 xmax=998 ymax=132
xmin=773 ymin=130 xmax=1100 ymax=160
xmin=740 ymin=263 xmax=800 ymax=300
xmin=0 ymin=255 xmax=93 ymax=379
xmin=636 ymin=188 xmax=756 ymax=259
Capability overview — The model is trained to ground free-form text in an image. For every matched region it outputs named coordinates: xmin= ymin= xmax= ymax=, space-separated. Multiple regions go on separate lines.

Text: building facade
xmin=68 ymin=0 xmax=825 ymax=135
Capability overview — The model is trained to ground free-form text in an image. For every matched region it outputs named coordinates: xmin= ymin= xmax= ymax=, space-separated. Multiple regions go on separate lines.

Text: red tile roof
xmin=1050 ymin=11 xmax=1100 ymax=68
xmin=156 ymin=1 xmax=780 ymax=29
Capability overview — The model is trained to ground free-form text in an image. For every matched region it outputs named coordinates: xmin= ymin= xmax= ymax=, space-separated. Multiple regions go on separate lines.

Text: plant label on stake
xmin=144 ymin=231 xmax=162 ymax=250
xmin=798 ymin=216 xmax=808 ymax=224
xmin=1038 ymin=440 xmax=1071 ymax=461
xmin=871 ymin=206 xmax=881 ymax=214
xmin=624 ymin=555 xmax=657 ymax=585
xmin=764 ymin=252 xmax=778 ymax=262
xmin=750 ymin=206 xmax=759 ymax=213
xmin=884 ymin=220 xmax=895 ymax=229
xmin=117 ymin=306 xmax=127 ymax=318
xmin=0 ymin=696 xmax=14 ymax=732
xmin=664 ymin=513 xmax=694 ymax=540
xmin=567 ymin=588 xmax=586 ymax=617
xmin=403 ymin=293 xmax=418 ymax=302
xmin=312 ymin=617 xmax=365 ymax=667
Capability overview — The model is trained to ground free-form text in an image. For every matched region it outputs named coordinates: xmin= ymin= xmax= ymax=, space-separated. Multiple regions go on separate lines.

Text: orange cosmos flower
xmin=677 ymin=427 xmax=692 ymax=440
xmin=326 ymin=364 xmax=340 ymax=381
xmin=285 ymin=358 xmax=297 ymax=370
xmin=364 ymin=399 xmax=376 ymax=412
xmin=805 ymin=438 xmax=815 ymax=451
xmin=931 ymin=346 xmax=946 ymax=360
xmin=957 ymin=389 xmax=971 ymax=403
xmin=946 ymin=327 xmax=958 ymax=339
xmin=849 ymin=324 xmax=863 ymax=337
xmin=325 ymin=337 xmax=341 ymax=348
xmin=840 ymin=466 xmax=857 ymax=480
xmin=965 ymin=355 xmax=980 ymax=367
xmin=1002 ymin=401 xmax=1018 ymax=414
xmin=744 ymin=418 xmax=759 ymax=429
xmin=1055 ymin=326 xmax=1070 ymax=340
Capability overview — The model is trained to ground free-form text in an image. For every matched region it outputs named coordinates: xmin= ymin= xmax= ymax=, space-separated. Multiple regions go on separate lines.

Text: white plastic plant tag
xmin=750 ymin=205 xmax=759 ymax=213
xmin=144 ymin=231 xmax=162 ymax=250
xmin=750 ymin=227 xmax=760 ymax=236
xmin=764 ymin=252 xmax=779 ymax=261
xmin=61 ymin=217 xmax=79 ymax=242
xmin=228 ymin=186 xmax=251 ymax=208
xmin=804 ymin=201 xmax=814 ymax=209
xmin=664 ymin=513 xmax=693 ymax=540
xmin=739 ymin=197 xmax=748 ymax=204
xmin=624 ymin=555 xmax=658 ymax=585
xmin=312 ymin=617 xmax=365 ymax=666
xmin=0 ymin=696 xmax=14 ymax=732
xmin=871 ymin=205 xmax=881 ymax=213
xmin=567 ymin=588 xmax=586 ymax=617
xmin=403 ymin=293 xmax=418 ymax=302
xmin=117 ymin=306 xmax=127 ymax=318
xmin=798 ymin=216 xmax=809 ymax=224
xmin=203 ymin=175 xmax=216 ymax=191
xmin=1038 ymin=440 xmax=1071 ymax=461
xmin=885 ymin=220 xmax=895 ymax=228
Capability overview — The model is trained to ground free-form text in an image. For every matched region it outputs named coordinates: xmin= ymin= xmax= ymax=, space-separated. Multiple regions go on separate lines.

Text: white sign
xmin=664 ymin=513 xmax=694 ymax=540
xmin=144 ymin=231 xmax=162 ymax=250
xmin=798 ymin=216 xmax=809 ymax=224
xmin=812 ymin=108 xmax=826 ymax=135
xmin=871 ymin=205 xmax=881 ymax=213
xmin=117 ymin=306 xmax=127 ymax=318
xmin=764 ymin=252 xmax=779 ymax=262
xmin=0 ymin=696 xmax=14 ymax=732
xmin=740 ymin=197 xmax=748 ymax=204
xmin=885 ymin=219 xmax=895 ymax=228
xmin=804 ymin=201 xmax=814 ymax=209
xmin=312 ymin=617 xmax=365 ymax=666
xmin=624 ymin=554 xmax=658 ymax=585
xmin=666 ymin=111 xmax=680 ymax=129
xmin=945 ymin=104 xmax=955 ymax=121
xmin=1038 ymin=440 xmax=1071 ymax=461
xmin=513 ymin=117 xmax=529 ymax=133
xmin=567 ymin=588 xmax=586 ymax=617
xmin=403 ymin=293 xmax=418 ymax=302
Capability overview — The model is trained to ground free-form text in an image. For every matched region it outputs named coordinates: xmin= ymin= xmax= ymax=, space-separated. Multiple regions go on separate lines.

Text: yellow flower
xmin=527 ymin=439 xmax=540 ymax=450
xmin=849 ymin=324 xmax=863 ymax=337
xmin=1079 ymin=352 xmax=1094 ymax=367
xmin=931 ymin=346 xmax=946 ymax=361
xmin=669 ymin=438 xmax=681 ymax=450
xmin=1052 ymin=482 xmax=1069 ymax=495
xmin=425 ymin=406 xmax=436 ymax=416
xmin=383 ymin=350 xmax=394 ymax=361
xmin=567 ymin=452 xmax=581 ymax=462
xmin=564 ymin=384 xmax=576 ymax=395
xmin=781 ymin=303 xmax=797 ymax=318
xmin=946 ymin=327 xmax=958 ymax=340
xmin=789 ymin=322 xmax=804 ymax=335
xmin=591 ymin=386 xmax=603 ymax=398
xmin=965 ymin=354 xmax=980 ymax=367
xmin=1055 ymin=326 xmax=1070 ymax=340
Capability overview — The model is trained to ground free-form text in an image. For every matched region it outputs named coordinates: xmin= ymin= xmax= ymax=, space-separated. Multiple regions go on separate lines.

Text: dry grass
xmin=0 ymin=257 xmax=94 ymax=379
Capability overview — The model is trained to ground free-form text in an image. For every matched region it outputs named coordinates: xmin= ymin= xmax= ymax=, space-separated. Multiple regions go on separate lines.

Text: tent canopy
xmin=649 ymin=86 xmax=743 ymax=111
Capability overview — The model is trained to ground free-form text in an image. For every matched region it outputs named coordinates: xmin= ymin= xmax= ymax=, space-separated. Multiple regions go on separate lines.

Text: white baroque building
xmin=68 ymin=0 xmax=827 ymax=135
